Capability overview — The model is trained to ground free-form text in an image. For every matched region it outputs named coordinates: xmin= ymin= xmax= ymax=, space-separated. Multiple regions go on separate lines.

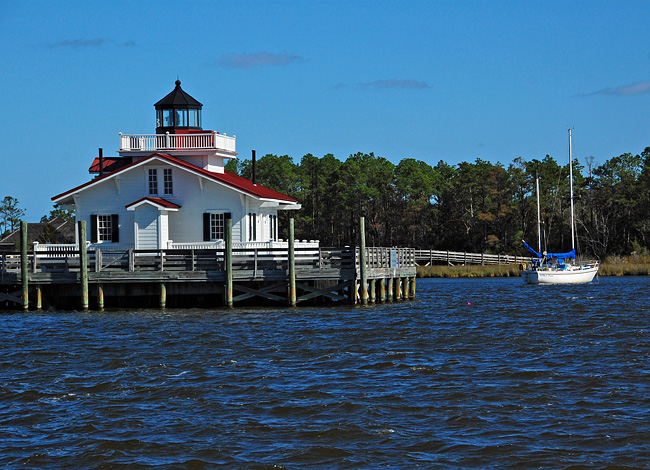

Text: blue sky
xmin=2 ymin=0 xmax=650 ymax=221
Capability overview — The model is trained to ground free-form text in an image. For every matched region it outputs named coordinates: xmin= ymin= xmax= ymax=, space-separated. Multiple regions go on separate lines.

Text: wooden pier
xmin=413 ymin=249 xmax=531 ymax=266
xmin=0 ymin=219 xmax=416 ymax=310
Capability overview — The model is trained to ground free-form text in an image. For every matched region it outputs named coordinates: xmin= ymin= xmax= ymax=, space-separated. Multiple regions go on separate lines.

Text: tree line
xmin=226 ymin=147 xmax=650 ymax=258
xmin=3 ymin=146 xmax=649 ymax=259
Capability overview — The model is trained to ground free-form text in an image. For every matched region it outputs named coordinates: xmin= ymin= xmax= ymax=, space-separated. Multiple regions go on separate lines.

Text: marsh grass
xmin=417 ymin=264 xmax=523 ymax=278
xmin=417 ymin=260 xmax=650 ymax=278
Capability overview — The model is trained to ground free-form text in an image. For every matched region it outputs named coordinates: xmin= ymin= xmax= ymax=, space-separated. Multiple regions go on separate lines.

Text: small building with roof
xmin=52 ymin=80 xmax=303 ymax=251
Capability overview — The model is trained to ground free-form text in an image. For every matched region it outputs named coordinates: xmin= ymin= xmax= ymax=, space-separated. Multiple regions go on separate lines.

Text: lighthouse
xmin=52 ymin=80 xmax=301 ymax=251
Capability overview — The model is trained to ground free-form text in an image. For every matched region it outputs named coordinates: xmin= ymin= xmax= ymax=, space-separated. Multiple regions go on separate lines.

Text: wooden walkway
xmin=414 ymin=249 xmax=531 ymax=266
xmin=1 ymin=242 xmax=416 ymax=310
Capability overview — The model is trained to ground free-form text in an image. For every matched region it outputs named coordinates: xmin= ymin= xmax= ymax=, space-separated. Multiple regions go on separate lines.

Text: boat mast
xmin=568 ymin=128 xmax=575 ymax=251
xmin=536 ymin=172 xmax=542 ymax=254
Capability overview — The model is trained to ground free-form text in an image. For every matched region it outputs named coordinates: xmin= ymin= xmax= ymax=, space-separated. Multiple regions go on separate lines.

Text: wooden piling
xmin=379 ymin=278 xmax=386 ymax=302
xmin=395 ymin=276 xmax=402 ymax=301
xmin=97 ymin=284 xmax=104 ymax=309
xmin=409 ymin=276 xmax=417 ymax=299
xmin=359 ymin=217 xmax=368 ymax=305
xmin=225 ymin=214 xmax=233 ymax=307
xmin=20 ymin=221 xmax=28 ymax=311
xmin=387 ymin=276 xmax=394 ymax=302
xmin=288 ymin=218 xmax=296 ymax=306
xmin=160 ymin=283 xmax=167 ymax=308
xmin=36 ymin=286 xmax=42 ymax=310
xmin=79 ymin=221 xmax=89 ymax=310
xmin=369 ymin=279 xmax=376 ymax=303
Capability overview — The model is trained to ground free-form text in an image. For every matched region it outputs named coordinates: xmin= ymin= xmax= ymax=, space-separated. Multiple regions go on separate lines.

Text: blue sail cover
xmin=522 ymin=240 xmax=542 ymax=258
xmin=546 ymin=249 xmax=575 ymax=260
xmin=522 ymin=240 xmax=576 ymax=260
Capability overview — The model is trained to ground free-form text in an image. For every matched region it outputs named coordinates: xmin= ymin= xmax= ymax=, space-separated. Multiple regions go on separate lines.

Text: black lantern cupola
xmin=154 ymin=80 xmax=203 ymax=134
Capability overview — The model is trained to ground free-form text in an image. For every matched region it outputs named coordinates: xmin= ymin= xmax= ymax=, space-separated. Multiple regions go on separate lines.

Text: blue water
xmin=1 ymin=277 xmax=649 ymax=469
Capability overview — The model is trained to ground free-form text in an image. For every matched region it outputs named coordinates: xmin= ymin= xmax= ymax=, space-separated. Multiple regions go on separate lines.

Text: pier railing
xmin=2 ymin=246 xmax=414 ymax=278
xmin=414 ymin=249 xmax=531 ymax=266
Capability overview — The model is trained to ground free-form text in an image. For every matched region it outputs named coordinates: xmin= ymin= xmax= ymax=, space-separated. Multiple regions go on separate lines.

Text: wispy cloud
xmin=335 ymin=79 xmax=431 ymax=90
xmin=586 ymin=79 xmax=650 ymax=96
xmin=217 ymin=51 xmax=304 ymax=69
xmin=47 ymin=38 xmax=108 ymax=48
xmin=360 ymin=79 xmax=431 ymax=90
xmin=46 ymin=38 xmax=138 ymax=48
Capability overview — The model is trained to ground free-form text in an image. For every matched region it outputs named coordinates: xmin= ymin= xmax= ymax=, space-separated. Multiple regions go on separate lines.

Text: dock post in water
xmin=359 ymin=217 xmax=368 ymax=305
xmin=379 ymin=278 xmax=386 ymax=302
xmin=288 ymin=218 xmax=296 ymax=307
xmin=97 ymin=284 xmax=104 ymax=310
xmin=387 ymin=276 xmax=394 ymax=302
xmin=225 ymin=214 xmax=233 ymax=307
xmin=20 ymin=221 xmax=28 ymax=311
xmin=36 ymin=285 xmax=42 ymax=310
xmin=160 ymin=283 xmax=167 ymax=308
xmin=79 ymin=221 xmax=89 ymax=310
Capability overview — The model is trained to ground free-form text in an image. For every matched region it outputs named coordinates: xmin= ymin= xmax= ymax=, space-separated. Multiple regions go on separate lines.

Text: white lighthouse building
xmin=52 ymin=80 xmax=303 ymax=250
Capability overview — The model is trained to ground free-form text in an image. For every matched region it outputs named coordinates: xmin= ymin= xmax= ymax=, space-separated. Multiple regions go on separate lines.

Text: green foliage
xmin=40 ymin=204 xmax=75 ymax=223
xmin=232 ymin=145 xmax=650 ymax=258
xmin=0 ymin=196 xmax=25 ymax=235
xmin=39 ymin=223 xmax=58 ymax=244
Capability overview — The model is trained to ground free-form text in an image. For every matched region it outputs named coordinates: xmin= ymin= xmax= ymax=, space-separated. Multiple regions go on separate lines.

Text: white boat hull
xmin=522 ymin=265 xmax=599 ymax=284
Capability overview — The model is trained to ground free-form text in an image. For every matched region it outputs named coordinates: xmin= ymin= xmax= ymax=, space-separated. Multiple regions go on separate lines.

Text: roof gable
xmin=53 ymin=153 xmax=297 ymax=204
xmin=126 ymin=197 xmax=181 ymax=211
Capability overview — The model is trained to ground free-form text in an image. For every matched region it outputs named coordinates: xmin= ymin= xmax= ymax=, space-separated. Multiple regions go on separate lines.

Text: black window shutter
xmin=203 ymin=213 xmax=211 ymax=241
xmin=111 ymin=214 xmax=119 ymax=243
xmin=90 ymin=215 xmax=98 ymax=243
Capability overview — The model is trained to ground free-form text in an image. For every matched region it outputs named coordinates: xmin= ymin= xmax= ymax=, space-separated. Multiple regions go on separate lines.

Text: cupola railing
xmin=119 ymin=132 xmax=236 ymax=153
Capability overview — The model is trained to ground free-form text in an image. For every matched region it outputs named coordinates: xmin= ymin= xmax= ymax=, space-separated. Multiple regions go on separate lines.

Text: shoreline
xmin=417 ymin=263 xmax=650 ymax=278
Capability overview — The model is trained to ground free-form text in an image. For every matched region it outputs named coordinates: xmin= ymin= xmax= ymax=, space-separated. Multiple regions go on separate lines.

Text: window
xmin=163 ymin=168 xmax=173 ymax=195
xmin=210 ymin=213 xmax=225 ymax=240
xmin=163 ymin=109 xmax=174 ymax=127
xmin=248 ymin=213 xmax=257 ymax=241
xmin=148 ymin=169 xmax=158 ymax=195
xmin=90 ymin=214 xmax=119 ymax=243
xmin=203 ymin=212 xmax=231 ymax=241
xmin=97 ymin=215 xmax=112 ymax=241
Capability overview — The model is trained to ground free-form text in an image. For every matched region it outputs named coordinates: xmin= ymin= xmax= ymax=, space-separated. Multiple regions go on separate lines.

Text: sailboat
xmin=521 ymin=129 xmax=599 ymax=284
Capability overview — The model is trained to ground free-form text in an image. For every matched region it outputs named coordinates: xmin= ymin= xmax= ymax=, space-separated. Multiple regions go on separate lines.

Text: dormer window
xmin=163 ymin=169 xmax=173 ymax=195
xmin=148 ymin=169 xmax=158 ymax=195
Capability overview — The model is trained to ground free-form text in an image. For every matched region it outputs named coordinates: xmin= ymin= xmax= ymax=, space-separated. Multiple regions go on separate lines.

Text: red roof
xmin=53 ymin=153 xmax=297 ymax=203
xmin=88 ymin=157 xmax=131 ymax=173
xmin=125 ymin=197 xmax=182 ymax=210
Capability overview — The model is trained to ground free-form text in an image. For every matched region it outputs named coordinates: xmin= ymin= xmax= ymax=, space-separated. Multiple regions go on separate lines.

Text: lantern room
xmin=154 ymin=80 xmax=203 ymax=134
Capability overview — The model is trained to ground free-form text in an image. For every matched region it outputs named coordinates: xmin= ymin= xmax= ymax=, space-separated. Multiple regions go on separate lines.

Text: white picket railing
xmin=119 ymin=132 xmax=236 ymax=153
xmin=33 ymin=240 xmax=321 ymax=254
xmin=168 ymin=240 xmax=320 ymax=250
